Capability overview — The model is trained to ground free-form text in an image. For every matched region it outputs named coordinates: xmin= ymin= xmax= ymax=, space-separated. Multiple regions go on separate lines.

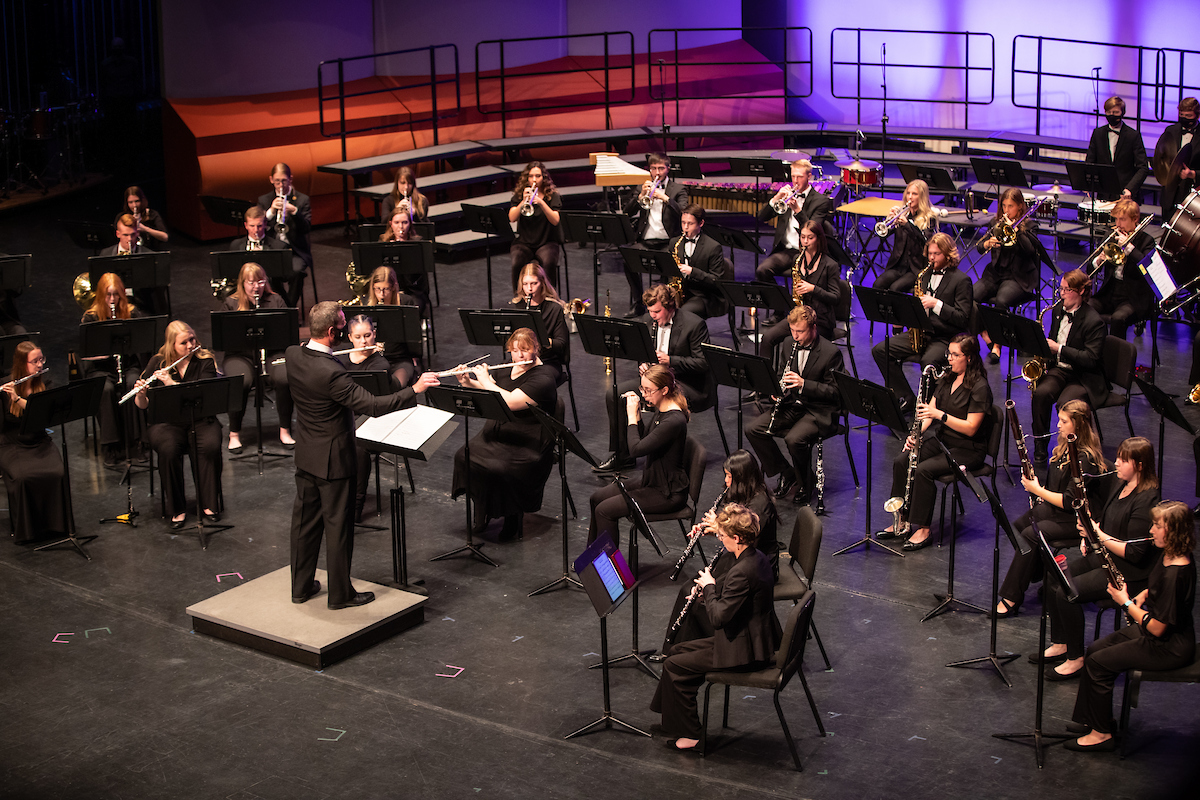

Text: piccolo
xmin=270 ymin=344 xmax=383 ymax=366
xmin=119 ymin=347 xmax=199 ymax=404
xmin=436 ymin=360 xmax=533 ymax=377
xmin=1 ymin=368 xmax=48 ymax=390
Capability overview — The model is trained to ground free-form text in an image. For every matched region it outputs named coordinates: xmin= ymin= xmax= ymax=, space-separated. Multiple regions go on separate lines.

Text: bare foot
xmin=1076 ymin=730 xmax=1112 ymax=746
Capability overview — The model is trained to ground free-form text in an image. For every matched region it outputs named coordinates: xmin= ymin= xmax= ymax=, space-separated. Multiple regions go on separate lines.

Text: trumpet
xmin=874 ymin=205 xmax=910 ymax=237
xmin=1087 ymin=215 xmax=1153 ymax=274
xmin=638 ymin=176 xmax=663 ymax=209
xmin=769 ymin=184 xmax=801 ymax=214
xmin=995 ymin=196 xmax=1048 ymax=247
xmin=275 ymin=190 xmax=288 ymax=234
xmin=567 ymin=298 xmax=591 ymax=315
xmin=119 ymin=347 xmax=199 ymax=404
xmin=1188 ymin=384 xmax=1200 ymax=405
xmin=521 ymin=186 xmax=539 ymax=217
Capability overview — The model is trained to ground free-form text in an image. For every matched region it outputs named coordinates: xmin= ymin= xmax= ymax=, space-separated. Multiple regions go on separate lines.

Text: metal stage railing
xmin=475 ymin=31 xmax=635 ymax=139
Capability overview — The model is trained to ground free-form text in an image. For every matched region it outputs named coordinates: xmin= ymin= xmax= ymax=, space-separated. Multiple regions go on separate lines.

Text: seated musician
xmin=115 ymin=186 xmax=169 ymax=251
xmin=757 ymin=219 xmax=838 ymax=365
xmin=81 ymin=272 xmax=145 ymax=467
xmin=131 ymin=321 xmax=222 ymax=529
xmin=1041 ymin=437 xmax=1160 ymax=681
xmin=671 ymin=204 xmax=730 ymax=320
xmin=508 ymin=161 xmax=562 ymax=292
xmin=594 ymin=284 xmax=712 ymax=474
xmin=220 ymin=262 xmax=293 ymax=453
xmin=0 ymin=342 xmax=68 ymax=545
xmin=754 ymin=159 xmax=833 ymax=310
xmin=1154 ymin=97 xmax=1199 ymax=218
xmin=975 ymin=188 xmax=1040 ymax=362
xmin=230 ymin=206 xmax=288 ymax=309
xmin=650 ymin=502 xmax=781 ymax=752
xmin=257 ymin=162 xmax=312 ymax=307
xmin=588 ymin=364 xmax=689 ymax=545
xmin=871 ymin=232 xmax=972 ymax=413
xmin=996 ymin=400 xmax=1107 ymax=618
xmin=1088 ymin=198 xmax=1156 ymax=339
xmin=363 ymin=265 xmax=421 ymax=388
xmin=744 ymin=305 xmax=843 ymax=507
xmin=510 ymin=263 xmax=569 ymax=381
xmin=1084 ymin=96 xmax=1150 ymax=202
xmin=1067 ymin=500 xmax=1194 ymax=752
xmin=877 ymin=333 xmax=993 ymax=551
xmin=103 ymin=212 xmax=166 ymax=315
xmin=1030 ymin=269 xmax=1109 ymax=465
xmin=1192 ymin=332 xmax=1200 ymax=516
xmin=872 ymin=179 xmax=937 ymax=293
xmin=378 ymin=208 xmax=431 ymax=309
xmin=380 ymin=166 xmax=430 ymax=222
xmin=451 ymin=328 xmax=559 ymax=541
xmin=621 ymin=152 xmax=688 ymax=317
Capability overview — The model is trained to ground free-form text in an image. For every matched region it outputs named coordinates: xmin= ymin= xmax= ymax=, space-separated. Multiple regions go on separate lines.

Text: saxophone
xmin=909 ymin=260 xmax=933 ymax=352
xmin=668 ymin=236 xmax=686 ymax=306
xmin=604 ymin=289 xmax=613 ymax=375
xmin=768 ymin=339 xmax=802 ymax=434
xmin=883 ymin=363 xmax=945 ymax=532
xmin=791 ymin=250 xmax=805 ymax=306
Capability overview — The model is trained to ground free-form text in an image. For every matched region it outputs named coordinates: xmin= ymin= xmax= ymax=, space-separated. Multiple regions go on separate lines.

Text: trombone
xmin=1085 ymin=215 xmax=1154 ymax=277
xmin=995 ymin=196 xmax=1048 ymax=247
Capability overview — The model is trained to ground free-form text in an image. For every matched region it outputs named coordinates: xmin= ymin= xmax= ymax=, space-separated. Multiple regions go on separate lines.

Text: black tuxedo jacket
xmin=792 ymin=253 xmax=840 ymax=335
xmin=778 ymin=335 xmax=844 ymax=433
xmin=258 ymin=189 xmax=313 ymax=266
xmin=701 ymin=547 xmax=782 ymax=669
xmin=676 ymin=232 xmax=731 ymax=317
xmin=624 ymin=179 xmax=688 ymax=240
xmin=99 ymin=244 xmax=140 ymax=257
xmin=1154 ymin=122 xmax=1200 ymax=216
xmin=640 ymin=307 xmax=713 ymax=407
xmin=1094 ymin=228 xmax=1156 ymax=314
xmin=920 ymin=268 xmax=972 ymax=340
xmin=1049 ymin=303 xmax=1110 ymax=407
xmin=285 ymin=344 xmax=416 ymax=480
xmin=757 ymin=190 xmax=833 ymax=254
xmin=229 ymin=236 xmax=289 ymax=254
xmin=1085 ymin=123 xmax=1149 ymax=200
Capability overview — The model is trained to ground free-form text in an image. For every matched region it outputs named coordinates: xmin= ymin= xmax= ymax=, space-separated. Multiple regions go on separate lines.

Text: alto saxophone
xmin=791 ymin=250 xmax=805 ymax=306
xmin=884 ymin=363 xmax=945 ymax=533
xmin=668 ymin=236 xmax=686 ymax=306
xmin=604 ymin=289 xmax=613 ymax=375
xmin=909 ymin=260 xmax=933 ymax=352
xmin=1020 ymin=301 xmax=1059 ymax=390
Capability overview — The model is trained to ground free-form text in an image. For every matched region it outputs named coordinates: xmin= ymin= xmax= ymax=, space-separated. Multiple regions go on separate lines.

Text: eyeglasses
xmin=1059 ymin=286 xmax=1078 ymax=295
xmin=29 ymin=356 xmax=46 ymax=365
xmin=946 ymin=351 xmax=964 ymax=360
xmin=639 ymin=385 xmax=662 ymax=396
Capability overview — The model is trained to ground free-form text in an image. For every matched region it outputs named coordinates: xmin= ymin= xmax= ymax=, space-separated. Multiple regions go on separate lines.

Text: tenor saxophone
xmin=909 ymin=260 xmax=933 ymax=352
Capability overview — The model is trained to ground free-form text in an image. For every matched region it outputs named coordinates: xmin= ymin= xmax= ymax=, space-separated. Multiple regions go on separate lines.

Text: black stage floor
xmin=2 ymin=181 xmax=1198 ymax=799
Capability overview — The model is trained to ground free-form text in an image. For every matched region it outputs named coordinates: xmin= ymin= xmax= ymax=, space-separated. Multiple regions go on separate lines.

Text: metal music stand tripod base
xmin=528 ymin=406 xmax=592 ymax=597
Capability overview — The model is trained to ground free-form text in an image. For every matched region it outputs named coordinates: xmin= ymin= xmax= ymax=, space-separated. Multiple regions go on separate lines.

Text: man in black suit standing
xmin=621 ymin=152 xmax=689 ymax=317
xmin=258 ymin=162 xmax=312 ymax=307
xmin=1031 ymin=269 xmax=1110 ymax=464
xmin=594 ymin=283 xmax=713 ymax=473
xmin=286 ymin=301 xmax=439 ymax=609
xmin=672 ymin=204 xmax=730 ymax=319
xmin=1153 ymin=97 xmax=1199 ymax=219
xmin=745 ymin=305 xmax=843 ymax=506
xmin=754 ymin=159 xmax=833 ymax=287
xmin=1084 ymin=96 xmax=1149 ymax=202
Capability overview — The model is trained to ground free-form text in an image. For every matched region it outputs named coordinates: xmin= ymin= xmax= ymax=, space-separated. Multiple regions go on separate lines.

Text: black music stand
xmin=424 ymin=384 xmax=516 ymax=567
xmin=89 ymin=252 xmax=172 ymax=317
xmin=27 ymin=377 xmax=105 ymax=559
xmin=705 ymin=223 xmax=765 ymax=274
xmin=993 ymin=521 xmax=1076 ymax=767
xmin=946 ymin=479 xmax=1025 ymax=687
xmin=1132 ymin=375 xmax=1196 ymax=479
xmin=565 ymin=532 xmax=649 ymax=739
xmin=969 ymin=157 xmax=1028 ymax=189
xmin=0 ymin=331 xmax=35 ymax=373
xmin=700 ymin=344 xmax=776 ymax=451
xmin=528 ymin=405 xmax=594 ymax=597
xmin=854 ymin=285 xmax=930 ymax=394
xmin=461 ymin=204 xmax=515 ymax=308
xmin=144 ymin=376 xmax=238 ymax=549
xmin=720 ymin=280 xmax=792 ymax=348
xmin=210 ymin=308 xmax=300 ymax=473
xmin=352 ymin=240 xmax=437 ymax=357
xmin=63 ymin=220 xmax=117 ymax=252
xmin=573 ymin=314 xmax=656 ymax=466
xmin=459 ymin=308 xmax=549 ymax=353
xmin=899 ymin=163 xmax=959 ymax=195
xmin=210 ymin=248 xmax=293 ymax=293
xmin=0 ymin=253 xmax=32 ymax=296
xmin=200 ymin=196 xmax=253 ymax=229
xmin=728 ymin=158 xmax=789 ymax=268
xmin=831 ymin=372 xmax=907 ymax=558
xmin=922 ymin=435 xmax=988 ymax=621
xmin=668 ymin=156 xmax=703 ymax=180
xmin=617 ymin=244 xmax=684 ymax=291
xmin=349 ymin=305 xmax=425 ymax=376
xmin=1065 ymin=161 xmax=1121 ymax=203
xmin=559 ymin=211 xmax=635 ymax=310
xmin=979 ymin=305 xmax=1053 ymax=476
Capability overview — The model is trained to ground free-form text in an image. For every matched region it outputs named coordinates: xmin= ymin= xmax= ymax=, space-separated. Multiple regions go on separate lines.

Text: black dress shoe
xmin=773 ymin=472 xmax=797 ymax=499
xmin=1028 ymin=650 xmax=1067 ymax=665
xmin=1065 ymin=721 xmax=1091 ymax=735
xmin=1063 ymin=736 xmax=1115 ymax=752
xmin=875 ymin=527 xmax=904 ymax=540
xmin=902 ymin=535 xmax=933 ymax=551
xmin=203 ymin=510 xmax=221 ymax=523
xmin=988 ymin=348 xmax=1001 ymax=364
xmin=1044 ymin=664 xmax=1082 ymax=681
xmin=993 ymin=598 xmax=1020 ymax=619
xmin=792 ymin=486 xmax=812 ymax=506
xmin=648 ymin=652 xmax=667 ymax=664
xmin=228 ymin=443 xmax=244 ymax=455
xmin=593 ymin=455 xmax=635 ymax=473
xmin=291 ymin=580 xmax=321 ymax=604
xmin=170 ymin=516 xmax=186 ymax=530
xmin=328 ymin=591 xmax=375 ymax=610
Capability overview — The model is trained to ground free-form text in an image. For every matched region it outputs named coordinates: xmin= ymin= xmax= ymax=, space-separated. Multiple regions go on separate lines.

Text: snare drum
xmin=837 ymin=158 xmax=881 ymax=187
xmin=1160 ymin=189 xmax=1200 ymax=272
xmin=1077 ymin=199 xmax=1115 ymax=226
xmin=1023 ymin=193 xmax=1059 ymax=221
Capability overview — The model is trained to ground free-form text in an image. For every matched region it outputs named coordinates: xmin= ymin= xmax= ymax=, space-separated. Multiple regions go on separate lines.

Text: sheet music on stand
xmin=356 ymin=406 xmax=458 ymax=460
xmin=1140 ymin=250 xmax=1180 ymax=303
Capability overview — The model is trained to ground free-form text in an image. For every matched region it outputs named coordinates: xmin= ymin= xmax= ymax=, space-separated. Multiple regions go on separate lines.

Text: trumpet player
xmin=258 ymin=163 xmax=312 ymax=307
xmin=754 ymin=159 xmax=833 ymax=302
xmin=621 ymin=153 xmax=688 ymax=317
xmin=975 ymin=188 xmax=1040 ymax=362
xmin=508 ymin=161 xmax=562 ymax=293
xmin=871 ymin=233 xmax=972 ymax=414
xmin=745 ymin=305 xmax=843 ymax=507
xmin=115 ymin=186 xmax=169 ymax=251
xmin=1088 ymin=199 xmax=1156 ymax=339
xmin=872 ymin=179 xmax=936 ymax=292
xmin=104 ymin=212 xmax=168 ymax=316
xmin=1030 ymin=269 xmax=1109 ymax=466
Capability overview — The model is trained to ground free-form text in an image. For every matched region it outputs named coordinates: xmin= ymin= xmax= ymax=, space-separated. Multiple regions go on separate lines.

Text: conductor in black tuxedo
xmin=1031 ymin=269 xmax=1110 ymax=464
xmin=1153 ymin=97 xmax=1200 ymax=219
xmin=745 ymin=305 xmax=844 ymax=507
xmin=285 ymin=302 xmax=440 ymax=609
xmin=594 ymin=283 xmax=713 ymax=473
xmin=258 ymin=162 xmax=312 ymax=307
xmin=650 ymin=502 xmax=781 ymax=751
xmin=754 ymin=159 xmax=833 ymax=290
xmin=1084 ymin=96 xmax=1150 ymax=202
xmin=672 ymin=204 xmax=730 ymax=319
xmin=621 ymin=152 xmax=689 ymax=317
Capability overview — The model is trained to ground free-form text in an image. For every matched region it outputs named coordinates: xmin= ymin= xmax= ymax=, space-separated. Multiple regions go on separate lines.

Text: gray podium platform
xmin=186 ymin=566 xmax=426 ymax=669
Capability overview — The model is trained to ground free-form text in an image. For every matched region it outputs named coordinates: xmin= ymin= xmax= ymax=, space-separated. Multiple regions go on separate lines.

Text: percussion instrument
xmin=1159 ymin=189 xmax=1200 ymax=269
xmin=836 ymin=158 xmax=881 ymax=187
xmin=685 ymin=180 xmax=839 ymax=216
xmin=1077 ymin=198 xmax=1116 ymax=226
xmin=1022 ymin=192 xmax=1060 ymax=221
xmin=770 ymin=149 xmax=812 ymax=163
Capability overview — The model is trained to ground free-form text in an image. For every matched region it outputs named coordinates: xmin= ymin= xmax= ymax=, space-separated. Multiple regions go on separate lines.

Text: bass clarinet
xmin=670 ymin=488 xmax=728 ymax=581
xmin=884 ymin=363 xmax=944 ymax=533
xmin=1005 ymin=400 xmax=1037 ymax=511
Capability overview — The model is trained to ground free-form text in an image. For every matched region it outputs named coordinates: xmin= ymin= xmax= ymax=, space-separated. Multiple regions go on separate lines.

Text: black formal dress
xmin=335 ymin=350 xmax=404 ymax=515
xmin=285 ymin=342 xmax=420 ymax=606
xmin=871 ymin=267 xmax=972 ymax=405
xmin=507 ymin=298 xmax=569 ymax=380
xmin=622 ymin=179 xmax=689 ymax=307
xmin=650 ymin=546 xmax=781 ymax=740
xmin=220 ymin=293 xmax=293 ymax=437
xmin=451 ymin=365 xmax=558 ymax=525
xmin=1154 ymin=121 xmax=1200 ymax=217
xmin=80 ymin=307 xmax=146 ymax=450
xmin=758 ymin=252 xmax=839 ymax=356
xmin=754 ymin=190 xmax=834 ymax=283
xmin=974 ymin=225 xmax=1039 ymax=308
xmin=672 ymin=232 xmax=731 ymax=319
xmin=589 ymin=408 xmax=688 ymax=545
xmin=257 ymin=189 xmax=312 ymax=306
xmin=1031 ymin=304 xmax=1109 ymax=441
xmin=1046 ymin=483 xmax=1159 ymax=659
xmin=873 ymin=217 xmax=932 ymax=293
xmin=1085 ymin=122 xmax=1150 ymax=202
xmin=228 ymin=234 xmax=292 ymax=306
xmin=141 ymin=354 xmax=223 ymax=517
xmin=510 ymin=191 xmax=564 ymax=290
xmin=1089 ymin=229 xmax=1157 ymax=338
xmin=1072 ymin=555 xmax=1195 ymax=735
xmin=0 ymin=387 xmax=69 ymax=543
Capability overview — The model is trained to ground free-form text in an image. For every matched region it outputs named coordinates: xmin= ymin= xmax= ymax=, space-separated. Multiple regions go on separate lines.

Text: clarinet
xmin=883 ymin=363 xmax=945 ymax=531
xmin=670 ymin=488 xmax=728 ymax=581
xmin=666 ymin=540 xmax=726 ymax=645
xmin=768 ymin=339 xmax=801 ymax=434
xmin=1005 ymin=400 xmax=1037 ymax=511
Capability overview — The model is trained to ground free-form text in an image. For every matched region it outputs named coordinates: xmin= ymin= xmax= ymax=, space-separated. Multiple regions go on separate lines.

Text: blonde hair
xmin=905 ymin=179 xmax=935 ymax=231
xmin=154 ymin=321 xmax=214 ymax=367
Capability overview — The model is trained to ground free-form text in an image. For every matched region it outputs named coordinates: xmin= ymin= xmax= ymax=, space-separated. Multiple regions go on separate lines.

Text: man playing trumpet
xmin=621 ymin=153 xmax=689 ymax=317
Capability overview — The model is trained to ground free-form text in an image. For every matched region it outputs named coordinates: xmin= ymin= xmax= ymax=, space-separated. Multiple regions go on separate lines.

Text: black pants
xmin=890 ymin=438 xmax=984 ymax=528
xmin=510 ymin=243 xmax=561 ymax=291
xmin=744 ymin=406 xmax=821 ymax=490
xmin=1030 ymin=368 xmax=1089 ymax=438
xmin=974 ymin=276 xmax=1033 ymax=309
xmin=149 ymin=419 xmax=222 ymax=516
xmin=754 ymin=250 xmax=799 ymax=285
xmin=873 ymin=267 xmax=917 ymax=293
xmin=271 ymin=254 xmax=308 ymax=307
xmin=1046 ymin=549 xmax=1147 ymax=659
xmin=83 ymin=359 xmax=143 ymax=447
xmin=660 ymin=579 xmax=714 ymax=653
xmin=290 ymin=469 xmax=356 ymax=605
xmin=871 ymin=335 xmax=950 ymax=404
xmin=998 ymin=506 xmax=1078 ymax=606
xmin=222 ymin=354 xmax=292 ymax=434
xmin=649 ymin=638 xmax=764 ymax=740
xmin=587 ymin=477 xmax=686 ymax=545
xmin=1090 ymin=282 xmax=1148 ymax=340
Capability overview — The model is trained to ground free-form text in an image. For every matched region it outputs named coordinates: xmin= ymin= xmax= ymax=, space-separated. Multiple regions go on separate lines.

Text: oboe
xmin=670 ymin=488 xmax=727 ymax=581
xmin=666 ymin=540 xmax=726 ymax=645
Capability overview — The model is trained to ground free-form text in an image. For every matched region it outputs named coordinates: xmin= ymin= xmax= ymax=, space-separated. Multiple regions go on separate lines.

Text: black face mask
xmin=1106 ymin=114 xmax=1123 ymax=128
xmin=1181 ymin=117 xmax=1198 ymax=131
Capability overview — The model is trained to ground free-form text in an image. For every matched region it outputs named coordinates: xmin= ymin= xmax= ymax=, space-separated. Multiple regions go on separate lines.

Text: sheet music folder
xmin=356 ymin=405 xmax=458 ymax=461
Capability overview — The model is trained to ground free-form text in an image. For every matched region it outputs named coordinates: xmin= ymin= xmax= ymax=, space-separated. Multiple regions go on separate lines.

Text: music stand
xmin=210 ymin=248 xmax=293 ymax=289
xmin=0 ymin=254 xmax=32 ymax=296
xmin=1132 ymin=375 xmax=1196 ymax=479
xmin=728 ymin=158 xmax=788 ymax=268
xmin=210 ymin=308 xmax=300 ymax=473
xmin=831 ymin=372 xmax=907 ymax=558
xmin=993 ymin=520 xmax=1075 ymax=767
xmin=63 ymin=220 xmax=116 ymax=252
xmin=922 ymin=435 xmax=989 ymax=622
xmin=352 ymin=240 xmax=437 ymax=357
xmin=461 ymin=204 xmax=515 ymax=309
xmin=565 ymin=532 xmax=649 ymax=739
xmin=668 ymin=156 xmax=703 ymax=180
xmin=89 ymin=252 xmax=172 ymax=317
xmin=899 ymin=163 xmax=959 ymax=195
xmin=705 ymin=223 xmax=765 ymax=273
xmin=559 ymin=211 xmax=635 ymax=310
xmin=853 ymin=286 xmax=930 ymax=394
xmin=459 ymin=308 xmax=550 ymax=352
xmin=348 ymin=369 xmax=406 ymax=514
xmin=424 ymin=384 xmax=516 ymax=566
xmin=350 ymin=305 xmax=424 ymax=372
xmin=144 ymin=376 xmax=238 ymax=549
xmin=1065 ymin=161 xmax=1121 ymax=202
xmin=969 ymin=157 xmax=1028 ymax=189
xmin=719 ymin=281 xmax=792 ymax=346
xmin=978 ymin=305 xmax=1053 ymax=476
xmin=700 ymin=344 xmax=776 ymax=451
xmin=528 ymin=405 xmax=594 ymax=597
xmin=26 ymin=377 xmax=105 ymax=559
xmin=573 ymin=314 xmax=656 ymax=464
xmin=0 ymin=331 xmax=35 ymax=373
xmin=200 ymin=196 xmax=254 ymax=229
xmin=617 ymin=245 xmax=684 ymax=290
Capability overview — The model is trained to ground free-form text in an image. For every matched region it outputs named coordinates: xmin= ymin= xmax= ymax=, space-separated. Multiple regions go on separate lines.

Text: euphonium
xmin=909 ymin=260 xmax=933 ymax=352
xmin=343 ymin=261 xmax=369 ymax=306
xmin=210 ymin=278 xmax=234 ymax=302
xmin=874 ymin=205 xmax=909 ymax=237
xmin=639 ymin=175 xmax=662 ymax=209
xmin=1188 ymin=384 xmax=1200 ymax=405
xmin=73 ymin=272 xmax=94 ymax=311
xmin=521 ymin=185 xmax=539 ymax=217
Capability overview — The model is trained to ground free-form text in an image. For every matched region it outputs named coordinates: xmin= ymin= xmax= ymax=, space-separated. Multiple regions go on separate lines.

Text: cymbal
xmin=770 ymin=149 xmax=811 ymax=163
xmin=835 ymin=158 xmax=882 ymax=170
xmin=1030 ymin=182 xmax=1066 ymax=194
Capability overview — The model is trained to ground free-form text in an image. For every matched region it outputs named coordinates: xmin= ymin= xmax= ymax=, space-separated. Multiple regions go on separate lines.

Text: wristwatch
xmin=941 ymin=412 xmax=948 ymax=423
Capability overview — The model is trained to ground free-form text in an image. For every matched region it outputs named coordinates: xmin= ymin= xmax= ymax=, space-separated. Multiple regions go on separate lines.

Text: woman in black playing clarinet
xmin=379 ymin=166 xmax=429 ymax=222
xmin=510 ymin=263 xmax=569 ymax=381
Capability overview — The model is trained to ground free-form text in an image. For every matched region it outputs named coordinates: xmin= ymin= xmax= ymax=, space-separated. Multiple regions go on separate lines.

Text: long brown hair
xmin=998 ymin=187 xmax=1033 ymax=232
xmin=366 ymin=266 xmax=400 ymax=306
xmin=123 ymin=185 xmax=149 ymax=222
xmin=642 ymin=364 xmax=689 ymax=420
xmin=231 ymin=262 xmax=277 ymax=311
xmin=925 ymin=232 xmax=960 ymax=270
xmin=513 ymin=160 xmax=557 ymax=201
xmin=510 ymin=262 xmax=564 ymax=307
xmin=380 ymin=210 xmax=419 ymax=242
xmin=1051 ymin=399 xmax=1106 ymax=469
xmin=86 ymin=273 xmax=132 ymax=320
xmin=9 ymin=341 xmax=46 ymax=417
xmin=388 ymin=166 xmax=428 ymax=218
xmin=1152 ymin=501 xmax=1195 ymax=559
xmin=798 ymin=220 xmax=827 ymax=260
xmin=154 ymin=321 xmax=215 ymax=367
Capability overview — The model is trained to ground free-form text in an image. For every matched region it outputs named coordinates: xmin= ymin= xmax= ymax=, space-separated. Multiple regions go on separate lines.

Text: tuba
xmin=343 ymin=261 xmax=369 ymax=306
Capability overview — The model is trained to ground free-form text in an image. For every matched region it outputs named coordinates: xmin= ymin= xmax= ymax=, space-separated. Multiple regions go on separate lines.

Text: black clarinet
xmin=666 ymin=540 xmax=726 ymax=645
xmin=670 ymin=488 xmax=727 ymax=581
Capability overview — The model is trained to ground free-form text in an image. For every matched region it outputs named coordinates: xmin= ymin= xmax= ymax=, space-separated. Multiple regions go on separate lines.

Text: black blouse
xmin=507 ymin=298 xmax=569 ymax=372
xmin=139 ymin=353 xmax=222 ymax=424
xmin=630 ymin=408 xmax=688 ymax=498
xmin=1144 ymin=556 xmax=1196 ymax=657
xmin=931 ymin=374 xmax=993 ymax=455
xmin=512 ymin=190 xmax=564 ymax=248
xmin=978 ymin=225 xmax=1040 ymax=295
xmin=1096 ymin=484 xmax=1158 ymax=584
xmin=884 ymin=218 xmax=932 ymax=276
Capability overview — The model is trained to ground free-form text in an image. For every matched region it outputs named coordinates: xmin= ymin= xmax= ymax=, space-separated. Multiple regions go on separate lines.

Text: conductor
xmin=285 ymin=302 xmax=439 ymax=609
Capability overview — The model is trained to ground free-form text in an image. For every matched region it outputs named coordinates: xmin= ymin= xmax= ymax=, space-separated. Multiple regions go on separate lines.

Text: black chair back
xmin=776 ymin=589 xmax=816 ymax=693
xmin=791 ymin=507 xmax=824 ymax=585
xmin=1102 ymin=335 xmax=1136 ymax=392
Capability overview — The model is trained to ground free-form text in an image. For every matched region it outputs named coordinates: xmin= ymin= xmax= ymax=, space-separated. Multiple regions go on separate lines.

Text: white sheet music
xmin=357 ymin=405 xmax=454 ymax=450
xmin=1140 ymin=250 xmax=1178 ymax=301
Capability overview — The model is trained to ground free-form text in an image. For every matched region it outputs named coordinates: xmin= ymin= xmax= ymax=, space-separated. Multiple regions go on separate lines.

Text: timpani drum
xmin=1160 ymin=189 xmax=1200 ymax=276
